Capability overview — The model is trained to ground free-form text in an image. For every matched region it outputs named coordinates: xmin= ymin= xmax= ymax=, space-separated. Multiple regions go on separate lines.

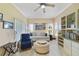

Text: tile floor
xmin=13 ymin=40 xmax=67 ymax=56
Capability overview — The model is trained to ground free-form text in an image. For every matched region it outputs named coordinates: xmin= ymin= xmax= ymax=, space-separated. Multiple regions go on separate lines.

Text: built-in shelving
xmin=58 ymin=16 xmax=66 ymax=47
xmin=0 ymin=22 xmax=3 ymax=28
xmin=61 ymin=16 xmax=66 ymax=29
xmin=58 ymin=31 xmax=64 ymax=47
xmin=67 ymin=12 xmax=75 ymax=28
xmin=58 ymin=11 xmax=79 ymax=47
xmin=58 ymin=35 xmax=64 ymax=47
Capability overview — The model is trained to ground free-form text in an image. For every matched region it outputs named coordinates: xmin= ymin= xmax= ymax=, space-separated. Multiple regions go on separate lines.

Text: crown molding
xmin=11 ymin=3 xmax=72 ymax=18
xmin=56 ymin=3 xmax=72 ymax=17
xmin=11 ymin=3 xmax=27 ymax=18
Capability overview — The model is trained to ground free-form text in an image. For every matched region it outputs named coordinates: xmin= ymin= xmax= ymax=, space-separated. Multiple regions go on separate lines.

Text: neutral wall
xmin=0 ymin=3 xmax=26 ymax=47
xmin=27 ymin=18 xmax=56 ymax=33
xmin=27 ymin=18 xmax=53 ymax=24
xmin=0 ymin=29 xmax=15 ymax=46
xmin=0 ymin=3 xmax=26 ymax=22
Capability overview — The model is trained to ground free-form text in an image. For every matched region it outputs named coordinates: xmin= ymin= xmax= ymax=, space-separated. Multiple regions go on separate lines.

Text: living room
xmin=0 ymin=3 xmax=79 ymax=56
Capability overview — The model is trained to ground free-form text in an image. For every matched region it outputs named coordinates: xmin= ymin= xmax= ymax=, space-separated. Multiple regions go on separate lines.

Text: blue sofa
xmin=21 ymin=34 xmax=32 ymax=49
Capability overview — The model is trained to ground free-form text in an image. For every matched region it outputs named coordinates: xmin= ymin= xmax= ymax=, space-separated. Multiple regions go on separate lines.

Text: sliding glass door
xmin=15 ymin=19 xmax=22 ymax=42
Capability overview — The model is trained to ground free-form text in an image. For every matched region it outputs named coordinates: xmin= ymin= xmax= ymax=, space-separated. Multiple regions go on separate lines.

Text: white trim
xmin=56 ymin=3 xmax=72 ymax=17
xmin=12 ymin=3 xmax=72 ymax=18
xmin=11 ymin=3 xmax=27 ymax=18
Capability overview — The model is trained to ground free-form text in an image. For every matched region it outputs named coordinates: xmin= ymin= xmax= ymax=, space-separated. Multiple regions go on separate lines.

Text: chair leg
xmin=3 ymin=49 xmax=6 ymax=56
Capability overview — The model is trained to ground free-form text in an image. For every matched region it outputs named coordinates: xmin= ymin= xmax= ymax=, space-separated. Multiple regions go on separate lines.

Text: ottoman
xmin=34 ymin=40 xmax=49 ymax=54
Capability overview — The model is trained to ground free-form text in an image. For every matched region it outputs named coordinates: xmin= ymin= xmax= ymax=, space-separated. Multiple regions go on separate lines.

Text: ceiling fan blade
xmin=43 ymin=8 xmax=46 ymax=13
xmin=45 ymin=3 xmax=55 ymax=7
xmin=34 ymin=5 xmax=41 ymax=11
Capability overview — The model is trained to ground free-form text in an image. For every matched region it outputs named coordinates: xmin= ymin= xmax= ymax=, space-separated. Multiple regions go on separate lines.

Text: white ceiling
xmin=13 ymin=3 xmax=71 ymax=18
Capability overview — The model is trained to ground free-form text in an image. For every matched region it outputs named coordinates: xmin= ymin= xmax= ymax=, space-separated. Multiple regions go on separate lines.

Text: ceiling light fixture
xmin=41 ymin=5 xmax=45 ymax=8
xmin=34 ymin=3 xmax=55 ymax=13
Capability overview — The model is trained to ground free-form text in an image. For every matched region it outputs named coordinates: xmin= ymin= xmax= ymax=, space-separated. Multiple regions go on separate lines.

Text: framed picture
xmin=3 ymin=21 xmax=14 ymax=29
xmin=0 ymin=13 xmax=3 ymax=21
xmin=34 ymin=23 xmax=46 ymax=30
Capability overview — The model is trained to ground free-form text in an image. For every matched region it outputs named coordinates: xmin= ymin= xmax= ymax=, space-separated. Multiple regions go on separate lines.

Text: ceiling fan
xmin=34 ymin=3 xmax=55 ymax=13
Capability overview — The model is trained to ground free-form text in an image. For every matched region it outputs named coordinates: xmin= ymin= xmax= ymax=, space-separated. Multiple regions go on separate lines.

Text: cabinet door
xmin=72 ymin=41 xmax=79 ymax=56
xmin=67 ymin=13 xmax=75 ymax=28
xmin=77 ymin=9 xmax=79 ymax=29
xmin=0 ymin=22 xmax=3 ymax=28
xmin=71 ymin=9 xmax=79 ymax=56
xmin=64 ymin=39 xmax=72 ymax=55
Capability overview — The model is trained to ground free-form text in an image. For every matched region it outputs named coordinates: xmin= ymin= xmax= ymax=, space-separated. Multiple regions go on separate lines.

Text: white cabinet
xmin=64 ymin=38 xmax=79 ymax=56
xmin=64 ymin=39 xmax=72 ymax=55
xmin=72 ymin=41 xmax=79 ymax=56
